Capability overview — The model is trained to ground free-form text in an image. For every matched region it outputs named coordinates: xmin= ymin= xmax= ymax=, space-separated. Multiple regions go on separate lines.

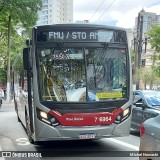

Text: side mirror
xmin=23 ymin=48 xmax=31 ymax=70
xmin=26 ymin=39 xmax=32 ymax=46
xmin=133 ymin=95 xmax=142 ymax=104
xmin=135 ymin=102 xmax=144 ymax=108
xmin=133 ymin=95 xmax=145 ymax=108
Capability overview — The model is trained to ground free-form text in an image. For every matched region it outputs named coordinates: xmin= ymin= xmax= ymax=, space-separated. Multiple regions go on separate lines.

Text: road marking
xmin=0 ymin=145 xmax=5 ymax=160
xmin=16 ymin=138 xmax=30 ymax=146
xmin=107 ymin=138 xmax=139 ymax=151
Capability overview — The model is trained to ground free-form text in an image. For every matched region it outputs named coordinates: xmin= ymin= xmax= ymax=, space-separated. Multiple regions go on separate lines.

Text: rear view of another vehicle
xmin=139 ymin=115 xmax=160 ymax=160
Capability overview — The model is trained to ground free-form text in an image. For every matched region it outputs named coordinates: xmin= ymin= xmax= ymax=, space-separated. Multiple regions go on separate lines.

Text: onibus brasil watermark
xmin=1 ymin=151 xmax=42 ymax=158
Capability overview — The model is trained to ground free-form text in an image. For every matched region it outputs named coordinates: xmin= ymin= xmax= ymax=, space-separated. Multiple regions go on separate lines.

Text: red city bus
xmin=13 ymin=24 xmax=133 ymax=144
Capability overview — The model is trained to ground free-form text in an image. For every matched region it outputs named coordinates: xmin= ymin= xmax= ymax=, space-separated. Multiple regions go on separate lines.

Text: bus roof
xmin=33 ymin=23 xmax=125 ymax=31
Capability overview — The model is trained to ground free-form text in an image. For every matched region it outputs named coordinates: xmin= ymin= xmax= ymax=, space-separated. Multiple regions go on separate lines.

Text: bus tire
xmin=16 ymin=108 xmax=21 ymax=122
xmin=25 ymin=113 xmax=34 ymax=144
xmin=16 ymin=109 xmax=20 ymax=122
xmin=17 ymin=114 xmax=20 ymax=122
xmin=15 ymin=104 xmax=20 ymax=122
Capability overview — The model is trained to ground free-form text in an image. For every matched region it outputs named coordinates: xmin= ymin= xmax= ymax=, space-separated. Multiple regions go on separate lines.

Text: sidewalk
xmin=0 ymin=100 xmax=15 ymax=112
xmin=2 ymin=99 xmax=14 ymax=105
xmin=1 ymin=100 xmax=14 ymax=111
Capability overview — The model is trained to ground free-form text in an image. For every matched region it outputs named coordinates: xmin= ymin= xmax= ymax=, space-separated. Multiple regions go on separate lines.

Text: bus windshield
xmin=37 ymin=45 xmax=127 ymax=102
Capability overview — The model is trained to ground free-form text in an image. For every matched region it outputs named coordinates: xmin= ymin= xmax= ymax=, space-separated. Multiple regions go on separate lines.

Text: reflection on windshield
xmin=86 ymin=48 xmax=127 ymax=101
xmin=37 ymin=47 xmax=127 ymax=102
xmin=145 ymin=92 xmax=160 ymax=106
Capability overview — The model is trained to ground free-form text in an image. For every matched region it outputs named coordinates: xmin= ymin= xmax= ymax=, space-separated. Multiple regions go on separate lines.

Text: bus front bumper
xmin=33 ymin=115 xmax=131 ymax=142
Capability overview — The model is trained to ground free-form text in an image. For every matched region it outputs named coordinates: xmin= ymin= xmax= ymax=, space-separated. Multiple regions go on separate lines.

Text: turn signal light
xmin=123 ymin=108 xmax=129 ymax=117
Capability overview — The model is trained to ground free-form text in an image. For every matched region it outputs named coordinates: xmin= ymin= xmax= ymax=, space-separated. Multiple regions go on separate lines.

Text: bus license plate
xmin=79 ymin=133 xmax=96 ymax=139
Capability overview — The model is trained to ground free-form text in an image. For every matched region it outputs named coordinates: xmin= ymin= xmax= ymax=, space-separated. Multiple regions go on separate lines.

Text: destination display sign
xmin=36 ymin=30 xmax=114 ymax=42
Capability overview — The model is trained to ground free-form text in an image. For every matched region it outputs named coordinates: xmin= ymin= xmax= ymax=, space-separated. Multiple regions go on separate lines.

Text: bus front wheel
xmin=25 ymin=113 xmax=34 ymax=144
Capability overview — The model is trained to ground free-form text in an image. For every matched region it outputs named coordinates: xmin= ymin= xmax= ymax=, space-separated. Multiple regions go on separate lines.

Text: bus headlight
xmin=123 ymin=108 xmax=129 ymax=117
xmin=40 ymin=111 xmax=48 ymax=119
xmin=37 ymin=109 xmax=60 ymax=126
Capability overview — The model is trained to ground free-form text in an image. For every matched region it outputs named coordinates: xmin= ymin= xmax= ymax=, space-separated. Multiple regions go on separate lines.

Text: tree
xmin=148 ymin=25 xmax=160 ymax=78
xmin=0 ymin=68 xmax=6 ymax=84
xmin=0 ymin=14 xmax=8 ymax=85
xmin=141 ymin=67 xmax=157 ymax=89
xmin=148 ymin=25 xmax=160 ymax=52
xmin=0 ymin=0 xmax=42 ymax=101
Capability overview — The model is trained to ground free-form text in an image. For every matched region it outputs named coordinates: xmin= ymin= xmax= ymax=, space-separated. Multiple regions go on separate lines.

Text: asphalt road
xmin=0 ymin=101 xmax=140 ymax=160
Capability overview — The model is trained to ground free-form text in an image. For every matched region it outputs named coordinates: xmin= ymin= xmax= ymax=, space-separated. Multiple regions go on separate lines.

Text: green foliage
xmin=0 ymin=68 xmax=6 ymax=84
xmin=148 ymin=26 xmax=160 ymax=77
xmin=148 ymin=25 xmax=160 ymax=52
xmin=140 ymin=66 xmax=160 ymax=89
xmin=130 ymin=49 xmax=135 ymax=64
xmin=155 ymin=66 xmax=160 ymax=77
xmin=12 ymin=52 xmax=23 ymax=74
xmin=0 ymin=0 xmax=42 ymax=28
xmin=0 ymin=0 xmax=42 ymax=89
xmin=11 ymin=33 xmax=26 ymax=64
xmin=141 ymin=67 xmax=154 ymax=83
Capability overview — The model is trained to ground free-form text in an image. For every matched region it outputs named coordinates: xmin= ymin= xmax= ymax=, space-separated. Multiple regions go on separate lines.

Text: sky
xmin=73 ymin=0 xmax=160 ymax=29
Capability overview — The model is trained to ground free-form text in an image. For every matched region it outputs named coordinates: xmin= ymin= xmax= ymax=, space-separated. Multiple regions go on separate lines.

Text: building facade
xmin=135 ymin=9 xmax=159 ymax=39
xmin=37 ymin=0 xmax=73 ymax=25
xmin=156 ymin=15 xmax=160 ymax=26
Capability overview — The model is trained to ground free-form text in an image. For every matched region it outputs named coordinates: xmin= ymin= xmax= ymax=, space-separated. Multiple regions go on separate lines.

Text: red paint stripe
xmin=49 ymin=108 xmax=123 ymax=126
